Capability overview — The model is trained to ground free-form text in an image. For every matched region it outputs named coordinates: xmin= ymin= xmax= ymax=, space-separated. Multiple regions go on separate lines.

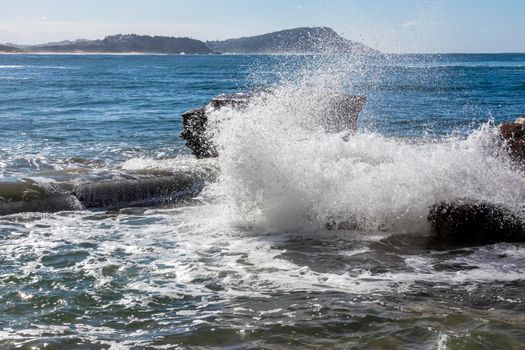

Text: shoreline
xmin=0 ymin=51 xmax=194 ymax=56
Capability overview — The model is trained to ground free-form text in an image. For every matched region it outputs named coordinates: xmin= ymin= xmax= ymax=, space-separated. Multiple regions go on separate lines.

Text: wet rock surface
xmin=181 ymin=93 xmax=254 ymax=158
xmin=181 ymin=92 xmax=366 ymax=158
xmin=425 ymin=117 xmax=525 ymax=246
xmin=428 ymin=199 xmax=525 ymax=245
xmin=500 ymin=116 xmax=525 ymax=165
xmin=0 ymin=170 xmax=213 ymax=216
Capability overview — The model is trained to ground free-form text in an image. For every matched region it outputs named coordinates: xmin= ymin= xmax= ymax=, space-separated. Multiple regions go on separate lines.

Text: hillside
xmin=206 ymin=27 xmax=379 ymax=54
xmin=2 ymin=27 xmax=378 ymax=55
xmin=28 ymin=34 xmax=213 ymax=54
xmin=0 ymin=44 xmax=22 ymax=53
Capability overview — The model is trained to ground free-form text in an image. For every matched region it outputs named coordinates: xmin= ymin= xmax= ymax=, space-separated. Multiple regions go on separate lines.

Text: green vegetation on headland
xmin=0 ymin=27 xmax=379 ymax=54
xmin=206 ymin=27 xmax=379 ymax=54
xmin=0 ymin=44 xmax=22 ymax=53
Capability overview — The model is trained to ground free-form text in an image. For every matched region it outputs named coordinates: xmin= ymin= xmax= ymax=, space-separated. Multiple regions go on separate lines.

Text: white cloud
xmin=402 ymin=20 xmax=423 ymax=28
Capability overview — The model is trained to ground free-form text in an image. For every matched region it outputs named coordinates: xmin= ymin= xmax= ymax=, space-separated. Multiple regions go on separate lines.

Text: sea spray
xmin=207 ymin=58 xmax=525 ymax=234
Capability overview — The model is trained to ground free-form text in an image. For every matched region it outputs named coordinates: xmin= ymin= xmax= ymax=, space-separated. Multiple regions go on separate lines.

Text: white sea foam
xmin=0 ymin=64 xmax=74 ymax=69
xmin=0 ymin=76 xmax=29 ymax=80
xmin=3 ymin=205 xmax=524 ymax=301
xmin=121 ymin=155 xmax=217 ymax=173
xmin=206 ymin=60 xmax=525 ymax=234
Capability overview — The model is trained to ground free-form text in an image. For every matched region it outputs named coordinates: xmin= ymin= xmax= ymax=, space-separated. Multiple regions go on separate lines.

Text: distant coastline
xmin=0 ymin=27 xmax=379 ymax=55
xmin=0 ymin=51 xmax=175 ymax=56
xmin=2 ymin=51 xmax=523 ymax=56
xmin=0 ymin=52 xmax=371 ymax=56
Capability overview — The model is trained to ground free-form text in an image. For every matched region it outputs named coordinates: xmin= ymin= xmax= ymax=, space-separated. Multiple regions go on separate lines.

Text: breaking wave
xmin=206 ymin=58 xmax=525 ymax=234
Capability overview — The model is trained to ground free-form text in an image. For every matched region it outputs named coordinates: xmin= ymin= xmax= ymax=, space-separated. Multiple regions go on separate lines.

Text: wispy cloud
xmin=0 ymin=20 xmax=281 ymax=45
xmin=402 ymin=20 xmax=423 ymax=28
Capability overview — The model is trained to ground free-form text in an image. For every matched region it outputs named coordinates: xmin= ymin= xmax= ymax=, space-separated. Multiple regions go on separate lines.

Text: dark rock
xmin=325 ymin=217 xmax=358 ymax=231
xmin=208 ymin=92 xmax=255 ymax=108
xmin=181 ymin=92 xmax=255 ymax=158
xmin=428 ymin=199 xmax=525 ymax=245
xmin=500 ymin=117 xmax=525 ymax=165
xmin=424 ymin=117 xmax=525 ymax=247
xmin=181 ymin=107 xmax=215 ymax=158
xmin=0 ymin=170 xmax=214 ymax=216
xmin=181 ymin=92 xmax=366 ymax=158
xmin=0 ymin=195 xmax=81 ymax=216
xmin=73 ymin=174 xmax=204 ymax=209
xmin=320 ymin=94 xmax=366 ymax=133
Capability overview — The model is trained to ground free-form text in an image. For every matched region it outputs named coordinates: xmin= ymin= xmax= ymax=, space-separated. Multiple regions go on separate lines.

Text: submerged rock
xmin=0 ymin=170 xmax=212 ymax=216
xmin=181 ymin=92 xmax=366 ymax=158
xmin=428 ymin=199 xmax=525 ymax=245
xmin=500 ymin=116 xmax=525 ymax=166
xmin=0 ymin=195 xmax=82 ymax=216
xmin=73 ymin=173 xmax=204 ymax=209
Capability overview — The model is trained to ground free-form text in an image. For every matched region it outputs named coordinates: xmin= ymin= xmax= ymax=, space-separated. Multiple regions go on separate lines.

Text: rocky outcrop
xmin=428 ymin=199 xmax=524 ymax=245
xmin=500 ymin=116 xmax=525 ymax=166
xmin=181 ymin=92 xmax=366 ymax=158
xmin=0 ymin=170 xmax=213 ymax=216
xmin=181 ymin=93 xmax=254 ymax=158
xmin=426 ymin=117 xmax=525 ymax=246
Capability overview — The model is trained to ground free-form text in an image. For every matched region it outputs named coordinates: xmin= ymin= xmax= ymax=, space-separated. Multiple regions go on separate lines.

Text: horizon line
xmin=2 ymin=51 xmax=525 ymax=55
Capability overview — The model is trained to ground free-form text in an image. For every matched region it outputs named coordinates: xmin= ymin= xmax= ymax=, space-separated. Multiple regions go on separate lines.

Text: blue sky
xmin=0 ymin=0 xmax=524 ymax=53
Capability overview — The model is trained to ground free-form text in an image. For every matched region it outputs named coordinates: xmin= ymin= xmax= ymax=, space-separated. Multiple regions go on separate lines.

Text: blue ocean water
xmin=1 ymin=55 xmax=249 ymax=179
xmin=1 ymin=53 xmax=524 ymax=180
xmin=0 ymin=54 xmax=525 ymax=349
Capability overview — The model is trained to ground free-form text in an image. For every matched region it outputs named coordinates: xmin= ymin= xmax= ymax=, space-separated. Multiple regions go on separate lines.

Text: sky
xmin=0 ymin=0 xmax=524 ymax=53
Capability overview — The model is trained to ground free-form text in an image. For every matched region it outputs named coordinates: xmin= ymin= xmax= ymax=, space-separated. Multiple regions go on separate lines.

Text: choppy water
xmin=0 ymin=53 xmax=525 ymax=349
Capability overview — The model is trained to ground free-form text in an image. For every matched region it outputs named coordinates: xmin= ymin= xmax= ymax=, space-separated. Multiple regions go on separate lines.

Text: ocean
xmin=0 ymin=53 xmax=524 ymax=349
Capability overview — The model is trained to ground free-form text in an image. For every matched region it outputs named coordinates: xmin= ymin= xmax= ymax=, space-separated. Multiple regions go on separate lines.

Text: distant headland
xmin=0 ymin=27 xmax=379 ymax=55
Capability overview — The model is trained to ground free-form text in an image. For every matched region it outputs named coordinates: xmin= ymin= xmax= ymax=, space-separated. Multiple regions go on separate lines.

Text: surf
xmin=204 ymin=57 xmax=525 ymax=236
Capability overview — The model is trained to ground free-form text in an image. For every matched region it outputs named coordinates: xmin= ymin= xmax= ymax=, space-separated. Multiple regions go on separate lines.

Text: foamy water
xmin=208 ymin=83 xmax=524 ymax=234
xmin=0 ymin=53 xmax=524 ymax=348
xmin=1 ymin=194 xmax=524 ymax=348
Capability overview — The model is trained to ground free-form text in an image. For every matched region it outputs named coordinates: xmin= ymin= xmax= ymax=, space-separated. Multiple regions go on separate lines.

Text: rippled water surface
xmin=0 ymin=53 xmax=525 ymax=349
